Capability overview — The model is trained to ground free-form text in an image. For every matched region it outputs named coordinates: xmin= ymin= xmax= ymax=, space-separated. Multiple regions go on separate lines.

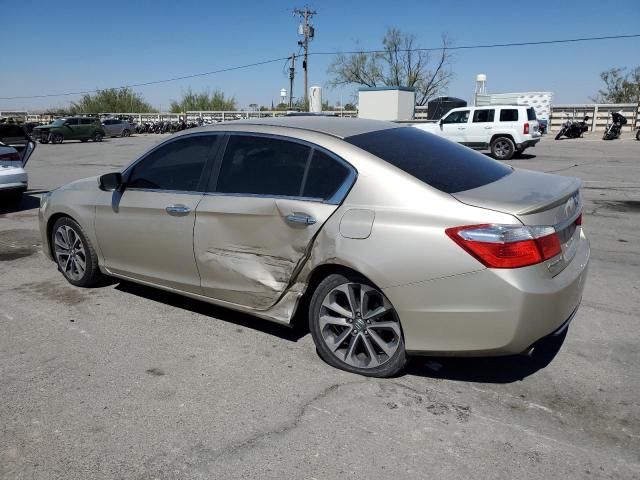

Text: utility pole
xmin=293 ymin=7 xmax=316 ymax=105
xmin=288 ymin=52 xmax=296 ymax=108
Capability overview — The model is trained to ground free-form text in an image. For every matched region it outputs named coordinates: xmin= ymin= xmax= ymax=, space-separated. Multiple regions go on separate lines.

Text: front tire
xmin=490 ymin=136 xmax=515 ymax=160
xmin=555 ymin=129 xmax=565 ymax=140
xmin=309 ymin=273 xmax=407 ymax=377
xmin=51 ymin=133 xmax=63 ymax=144
xmin=51 ymin=217 xmax=103 ymax=287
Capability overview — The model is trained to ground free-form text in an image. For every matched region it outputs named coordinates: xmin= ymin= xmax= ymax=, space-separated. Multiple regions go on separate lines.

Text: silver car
xmin=38 ymin=117 xmax=589 ymax=377
xmin=102 ymin=118 xmax=132 ymax=137
xmin=1 ymin=123 xmax=36 ymax=206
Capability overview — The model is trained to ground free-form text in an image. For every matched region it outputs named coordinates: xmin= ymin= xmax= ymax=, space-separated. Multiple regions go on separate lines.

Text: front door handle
xmin=484 ymin=126 xmax=493 ymax=129
xmin=285 ymin=214 xmax=317 ymax=225
xmin=165 ymin=204 xmax=191 ymax=216
xmin=457 ymin=127 xmax=466 ymax=130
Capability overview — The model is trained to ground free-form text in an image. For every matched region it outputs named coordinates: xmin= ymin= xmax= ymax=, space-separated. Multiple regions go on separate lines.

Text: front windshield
xmin=51 ymin=119 xmax=66 ymax=126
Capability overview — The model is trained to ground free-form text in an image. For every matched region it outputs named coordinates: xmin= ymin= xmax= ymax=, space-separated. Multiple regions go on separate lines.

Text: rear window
xmin=473 ymin=109 xmax=495 ymax=123
xmin=499 ymin=109 xmax=518 ymax=122
xmin=527 ymin=107 xmax=537 ymax=121
xmin=345 ymin=127 xmax=512 ymax=194
xmin=80 ymin=118 xmax=93 ymax=125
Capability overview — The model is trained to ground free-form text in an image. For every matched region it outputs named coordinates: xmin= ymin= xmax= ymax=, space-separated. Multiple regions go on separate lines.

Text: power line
xmin=2 ymin=33 xmax=638 ymax=101
xmin=0 ymin=56 xmax=291 ymax=100
xmin=311 ymin=33 xmax=640 ymax=55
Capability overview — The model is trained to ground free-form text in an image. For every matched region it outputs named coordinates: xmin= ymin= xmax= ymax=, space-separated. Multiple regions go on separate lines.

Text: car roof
xmin=197 ymin=116 xmax=403 ymax=139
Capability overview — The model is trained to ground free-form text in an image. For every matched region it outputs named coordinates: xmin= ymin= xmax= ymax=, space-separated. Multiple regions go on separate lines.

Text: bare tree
xmin=327 ymin=28 xmax=454 ymax=105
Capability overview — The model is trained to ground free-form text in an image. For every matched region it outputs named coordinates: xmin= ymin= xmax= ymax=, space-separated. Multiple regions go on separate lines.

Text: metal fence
xmin=550 ymin=104 xmax=640 ymax=132
xmin=1 ymin=110 xmax=358 ymax=124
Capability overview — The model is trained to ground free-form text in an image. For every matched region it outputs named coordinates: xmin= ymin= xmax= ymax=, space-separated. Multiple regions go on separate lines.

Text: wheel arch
xmin=290 ymin=262 xmax=392 ymax=329
xmin=490 ymin=133 xmax=515 ymax=145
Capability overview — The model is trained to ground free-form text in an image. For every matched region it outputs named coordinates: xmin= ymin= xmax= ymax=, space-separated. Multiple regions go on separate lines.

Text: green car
xmin=34 ymin=117 xmax=105 ymax=144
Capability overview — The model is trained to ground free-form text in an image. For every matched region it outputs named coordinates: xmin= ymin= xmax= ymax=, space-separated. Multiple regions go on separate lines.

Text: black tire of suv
xmin=308 ymin=273 xmax=407 ymax=378
xmin=51 ymin=217 xmax=103 ymax=288
xmin=490 ymin=137 xmax=515 ymax=160
xmin=93 ymin=132 xmax=103 ymax=142
xmin=122 ymin=129 xmax=130 ymax=137
xmin=51 ymin=133 xmax=63 ymax=144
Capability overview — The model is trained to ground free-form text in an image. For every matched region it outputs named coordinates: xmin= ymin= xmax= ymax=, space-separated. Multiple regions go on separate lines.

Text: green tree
xmin=592 ymin=67 xmax=640 ymax=103
xmin=169 ymin=88 xmax=237 ymax=112
xmin=69 ymin=88 xmax=155 ymax=113
xmin=327 ymin=28 xmax=454 ymax=106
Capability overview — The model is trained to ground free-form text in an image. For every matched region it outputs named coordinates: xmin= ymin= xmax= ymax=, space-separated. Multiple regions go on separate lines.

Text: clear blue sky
xmin=1 ymin=0 xmax=639 ymax=111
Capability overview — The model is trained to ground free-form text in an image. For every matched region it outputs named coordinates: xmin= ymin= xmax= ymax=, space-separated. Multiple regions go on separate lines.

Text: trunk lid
xmin=0 ymin=124 xmax=37 ymax=167
xmin=452 ymin=168 xmax=583 ymax=274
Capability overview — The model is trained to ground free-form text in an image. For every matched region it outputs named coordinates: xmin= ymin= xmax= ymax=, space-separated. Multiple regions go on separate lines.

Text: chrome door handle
xmin=286 ymin=214 xmax=316 ymax=225
xmin=457 ymin=127 xmax=466 ymax=130
xmin=165 ymin=204 xmax=191 ymax=216
xmin=484 ymin=126 xmax=493 ymax=129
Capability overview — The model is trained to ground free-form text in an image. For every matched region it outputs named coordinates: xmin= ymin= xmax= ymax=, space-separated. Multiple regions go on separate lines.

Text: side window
xmin=302 ymin=150 xmax=350 ymax=200
xmin=527 ymin=107 xmax=537 ymax=121
xmin=103 ymin=119 xmax=112 ymax=125
xmin=216 ymin=135 xmax=310 ymax=197
xmin=442 ymin=110 xmax=470 ymax=124
xmin=499 ymin=109 xmax=519 ymax=122
xmin=472 ymin=109 xmax=495 ymax=123
xmin=66 ymin=118 xmax=80 ymax=126
xmin=128 ymin=135 xmax=215 ymax=191
xmin=81 ymin=118 xmax=93 ymax=125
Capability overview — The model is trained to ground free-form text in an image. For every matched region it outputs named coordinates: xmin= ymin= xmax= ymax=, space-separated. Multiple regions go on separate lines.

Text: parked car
xmin=0 ymin=123 xmax=36 ymax=206
xmin=413 ymin=105 xmax=541 ymax=160
xmin=33 ymin=117 xmax=105 ymax=144
xmin=102 ymin=118 xmax=132 ymax=137
xmin=39 ymin=117 xmax=588 ymax=377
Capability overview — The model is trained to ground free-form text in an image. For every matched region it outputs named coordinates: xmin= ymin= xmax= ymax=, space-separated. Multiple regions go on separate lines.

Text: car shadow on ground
xmin=405 ymin=332 xmax=567 ymax=383
xmin=482 ymin=152 xmax=536 ymax=161
xmin=0 ymin=191 xmax=46 ymax=214
xmin=114 ymin=280 xmax=308 ymax=343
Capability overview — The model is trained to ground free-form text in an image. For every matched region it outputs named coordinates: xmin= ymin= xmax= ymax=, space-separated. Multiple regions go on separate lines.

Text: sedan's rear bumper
xmin=383 ymin=230 xmax=589 ymax=355
xmin=0 ymin=168 xmax=28 ymax=192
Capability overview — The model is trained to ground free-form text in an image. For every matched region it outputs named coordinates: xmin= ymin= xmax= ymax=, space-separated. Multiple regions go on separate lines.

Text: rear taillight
xmin=446 ymin=224 xmax=561 ymax=269
xmin=523 ymin=122 xmax=530 ymax=134
xmin=575 ymin=213 xmax=582 ymax=226
xmin=0 ymin=151 xmax=21 ymax=161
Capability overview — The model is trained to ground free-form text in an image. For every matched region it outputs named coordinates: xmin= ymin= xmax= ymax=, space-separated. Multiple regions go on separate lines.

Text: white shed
xmin=357 ymin=87 xmax=415 ymax=121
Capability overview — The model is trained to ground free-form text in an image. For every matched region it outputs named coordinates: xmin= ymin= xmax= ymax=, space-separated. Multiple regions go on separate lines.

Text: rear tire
xmin=309 ymin=273 xmax=407 ymax=377
xmin=490 ymin=136 xmax=515 ymax=160
xmin=51 ymin=217 xmax=103 ymax=287
xmin=51 ymin=133 xmax=63 ymax=144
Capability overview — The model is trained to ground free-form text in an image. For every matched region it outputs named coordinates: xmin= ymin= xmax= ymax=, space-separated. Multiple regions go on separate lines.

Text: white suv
xmin=413 ymin=105 xmax=541 ymax=160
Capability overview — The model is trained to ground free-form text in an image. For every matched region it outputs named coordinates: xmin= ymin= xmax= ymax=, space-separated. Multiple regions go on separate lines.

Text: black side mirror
xmin=99 ymin=172 xmax=123 ymax=191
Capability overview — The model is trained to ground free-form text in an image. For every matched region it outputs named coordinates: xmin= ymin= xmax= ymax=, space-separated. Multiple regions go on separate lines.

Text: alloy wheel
xmin=494 ymin=140 xmax=511 ymax=158
xmin=54 ymin=225 xmax=87 ymax=281
xmin=319 ymin=283 xmax=402 ymax=369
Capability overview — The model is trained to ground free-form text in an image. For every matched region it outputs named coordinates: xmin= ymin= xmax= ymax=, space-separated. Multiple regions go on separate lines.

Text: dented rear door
xmin=194 ymin=134 xmax=355 ymax=310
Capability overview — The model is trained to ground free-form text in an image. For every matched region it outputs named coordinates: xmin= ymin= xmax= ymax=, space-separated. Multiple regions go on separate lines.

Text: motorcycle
xmin=602 ymin=111 xmax=627 ymax=140
xmin=555 ymin=115 xmax=590 ymax=140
